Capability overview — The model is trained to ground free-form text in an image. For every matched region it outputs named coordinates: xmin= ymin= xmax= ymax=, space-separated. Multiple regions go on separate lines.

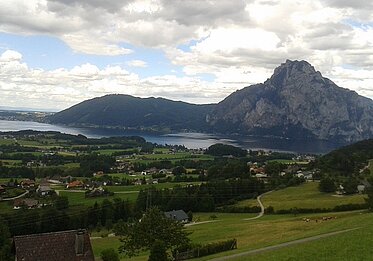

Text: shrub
xmin=101 ymin=248 xmax=120 ymax=261
xmin=264 ymin=206 xmax=274 ymax=214
xmin=193 ymin=239 xmax=237 ymax=258
xmin=218 ymin=205 xmax=261 ymax=213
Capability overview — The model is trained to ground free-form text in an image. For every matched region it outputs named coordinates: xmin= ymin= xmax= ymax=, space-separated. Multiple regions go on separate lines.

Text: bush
xmin=319 ymin=177 xmax=336 ymax=193
xmin=101 ymin=248 xmax=120 ymax=261
xmin=264 ymin=206 xmax=274 ymax=214
xmin=193 ymin=239 xmax=237 ymax=258
xmin=218 ymin=205 xmax=261 ymax=213
xmin=275 ymin=203 xmax=367 ymax=214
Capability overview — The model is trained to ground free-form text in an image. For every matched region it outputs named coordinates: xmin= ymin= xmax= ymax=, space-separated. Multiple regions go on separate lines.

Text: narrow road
xmin=243 ymin=190 xmax=273 ymax=221
xmin=209 ymin=227 xmax=361 ymax=261
xmin=55 ymin=190 xmax=139 ymax=195
xmin=1 ymin=190 xmax=29 ymax=201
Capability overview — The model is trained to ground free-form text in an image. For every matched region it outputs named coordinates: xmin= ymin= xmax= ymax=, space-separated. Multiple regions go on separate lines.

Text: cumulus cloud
xmin=127 ymin=60 xmax=147 ymax=67
xmin=0 ymin=0 xmax=372 ymax=107
xmin=0 ymin=50 xmax=227 ymax=110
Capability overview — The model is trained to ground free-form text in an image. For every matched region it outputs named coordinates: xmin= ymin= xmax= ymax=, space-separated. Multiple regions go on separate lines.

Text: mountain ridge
xmin=48 ymin=60 xmax=373 ymax=143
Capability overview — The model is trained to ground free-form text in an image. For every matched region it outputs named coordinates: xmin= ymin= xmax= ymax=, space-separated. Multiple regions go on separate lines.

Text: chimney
xmin=75 ymin=230 xmax=85 ymax=256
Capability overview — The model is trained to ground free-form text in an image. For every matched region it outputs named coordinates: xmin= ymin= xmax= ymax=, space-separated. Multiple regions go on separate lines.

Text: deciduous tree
xmin=116 ymin=207 xmax=190 ymax=257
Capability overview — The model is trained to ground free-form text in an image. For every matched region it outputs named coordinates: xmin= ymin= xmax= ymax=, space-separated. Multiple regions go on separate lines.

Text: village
xmin=0 ymin=131 xmax=372 ymax=261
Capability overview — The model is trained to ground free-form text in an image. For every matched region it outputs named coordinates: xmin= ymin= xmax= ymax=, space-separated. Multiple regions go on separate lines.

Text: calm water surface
xmin=0 ymin=120 xmax=342 ymax=154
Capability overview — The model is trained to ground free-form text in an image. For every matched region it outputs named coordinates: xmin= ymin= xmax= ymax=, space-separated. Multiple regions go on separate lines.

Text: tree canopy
xmin=116 ymin=207 xmax=190 ymax=257
xmin=205 ymin=144 xmax=247 ymax=157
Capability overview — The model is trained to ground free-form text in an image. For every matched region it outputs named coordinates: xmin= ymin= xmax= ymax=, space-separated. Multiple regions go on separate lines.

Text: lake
xmin=0 ymin=120 xmax=342 ymax=154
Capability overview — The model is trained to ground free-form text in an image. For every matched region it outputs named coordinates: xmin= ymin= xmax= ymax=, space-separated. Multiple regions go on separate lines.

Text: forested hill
xmin=312 ymin=139 xmax=373 ymax=176
xmin=48 ymin=94 xmax=215 ymax=132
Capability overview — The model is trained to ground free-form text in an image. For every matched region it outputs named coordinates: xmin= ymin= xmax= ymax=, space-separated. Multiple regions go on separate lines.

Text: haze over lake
xmin=0 ymin=120 xmax=341 ymax=154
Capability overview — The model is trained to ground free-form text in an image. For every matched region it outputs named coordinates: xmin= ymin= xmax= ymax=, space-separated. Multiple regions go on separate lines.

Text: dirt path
xmin=1 ymin=190 xmax=29 ymax=201
xmin=185 ymin=220 xmax=220 ymax=227
xmin=243 ymin=190 xmax=273 ymax=221
xmin=209 ymin=227 xmax=361 ymax=261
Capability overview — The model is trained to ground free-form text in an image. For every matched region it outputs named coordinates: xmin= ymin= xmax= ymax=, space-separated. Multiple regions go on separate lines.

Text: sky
xmin=0 ymin=0 xmax=373 ymax=111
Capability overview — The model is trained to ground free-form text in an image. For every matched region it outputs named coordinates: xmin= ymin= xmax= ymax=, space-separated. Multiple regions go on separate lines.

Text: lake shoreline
xmin=0 ymin=119 xmax=342 ymax=154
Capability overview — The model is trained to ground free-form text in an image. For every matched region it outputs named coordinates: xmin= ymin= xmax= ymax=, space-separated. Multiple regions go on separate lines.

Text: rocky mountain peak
xmin=269 ymin=59 xmax=323 ymax=88
xmin=208 ymin=59 xmax=373 ymax=143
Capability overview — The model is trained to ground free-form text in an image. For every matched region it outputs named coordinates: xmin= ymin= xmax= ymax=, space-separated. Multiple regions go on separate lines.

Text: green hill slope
xmin=48 ymin=94 xmax=215 ymax=132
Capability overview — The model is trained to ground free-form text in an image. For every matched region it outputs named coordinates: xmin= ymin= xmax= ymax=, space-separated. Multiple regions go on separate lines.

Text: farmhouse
xmin=21 ymin=179 xmax=36 ymax=189
xmin=164 ymin=210 xmax=189 ymax=223
xmin=14 ymin=198 xmax=39 ymax=209
xmin=67 ymin=180 xmax=83 ymax=189
xmin=48 ymin=175 xmax=63 ymax=184
xmin=13 ymin=229 xmax=94 ymax=261
xmin=37 ymin=185 xmax=54 ymax=196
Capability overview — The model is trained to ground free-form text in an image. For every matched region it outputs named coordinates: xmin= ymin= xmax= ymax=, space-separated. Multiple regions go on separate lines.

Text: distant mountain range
xmin=48 ymin=60 xmax=373 ymax=143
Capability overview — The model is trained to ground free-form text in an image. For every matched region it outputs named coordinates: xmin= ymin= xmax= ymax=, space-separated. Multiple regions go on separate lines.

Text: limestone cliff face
xmin=207 ymin=60 xmax=373 ymax=142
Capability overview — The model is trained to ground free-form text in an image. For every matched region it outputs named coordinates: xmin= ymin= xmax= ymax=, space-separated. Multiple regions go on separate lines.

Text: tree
xmin=55 ymin=196 xmax=69 ymax=210
xmin=116 ymin=207 xmax=190 ymax=257
xmin=0 ymin=218 xmax=13 ymax=261
xmin=265 ymin=162 xmax=285 ymax=176
xmin=319 ymin=177 xmax=336 ymax=193
xmin=172 ymin=166 xmax=186 ymax=176
xmin=205 ymin=144 xmax=247 ymax=157
xmin=365 ymin=186 xmax=373 ymax=211
xmin=343 ymin=178 xmax=359 ymax=194
xmin=148 ymin=240 xmax=169 ymax=261
xmin=101 ymin=248 xmax=120 ymax=261
xmin=187 ymin=211 xmax=193 ymax=222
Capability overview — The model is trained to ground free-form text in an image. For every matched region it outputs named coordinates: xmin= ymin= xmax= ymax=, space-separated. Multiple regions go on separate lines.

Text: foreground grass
xmin=91 ymin=210 xmax=372 ymax=261
xmin=261 ymin=182 xmax=365 ymax=211
xmin=240 ymin=214 xmax=373 ymax=261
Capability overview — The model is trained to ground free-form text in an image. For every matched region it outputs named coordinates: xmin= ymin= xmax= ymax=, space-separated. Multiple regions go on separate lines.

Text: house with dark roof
xmin=13 ymin=198 xmax=39 ymax=209
xmin=37 ymin=185 xmax=54 ymax=196
xmin=13 ymin=229 xmax=94 ymax=261
xmin=164 ymin=210 xmax=189 ymax=223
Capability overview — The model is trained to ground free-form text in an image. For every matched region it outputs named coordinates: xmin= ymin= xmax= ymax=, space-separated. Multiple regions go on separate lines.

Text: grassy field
xmin=0 ymin=159 xmax=22 ymax=167
xmin=92 ymin=149 xmax=137 ymax=156
xmin=0 ymin=201 xmax=14 ymax=213
xmin=0 ymin=178 xmax=11 ymax=183
xmin=123 ymin=152 xmax=213 ymax=165
xmin=234 ymin=198 xmax=260 ymax=208
xmin=108 ymin=173 xmax=142 ymax=180
xmin=257 ymin=182 xmax=366 ymax=211
xmin=238 ymin=213 xmax=373 ymax=261
xmin=0 ymin=138 xmax=15 ymax=145
xmin=106 ymin=182 xmax=202 ymax=192
xmin=369 ymin=160 xmax=373 ymax=173
xmin=243 ymin=227 xmax=373 ymax=260
xmin=59 ymin=191 xmax=139 ymax=206
xmin=91 ymin=211 xmax=373 ymax=261
xmin=266 ymin=159 xmax=309 ymax=165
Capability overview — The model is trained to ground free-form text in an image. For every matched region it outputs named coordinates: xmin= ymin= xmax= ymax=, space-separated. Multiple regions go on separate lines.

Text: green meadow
xmin=91 ymin=211 xmax=372 ymax=261
xmin=236 ymin=182 xmax=366 ymax=212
